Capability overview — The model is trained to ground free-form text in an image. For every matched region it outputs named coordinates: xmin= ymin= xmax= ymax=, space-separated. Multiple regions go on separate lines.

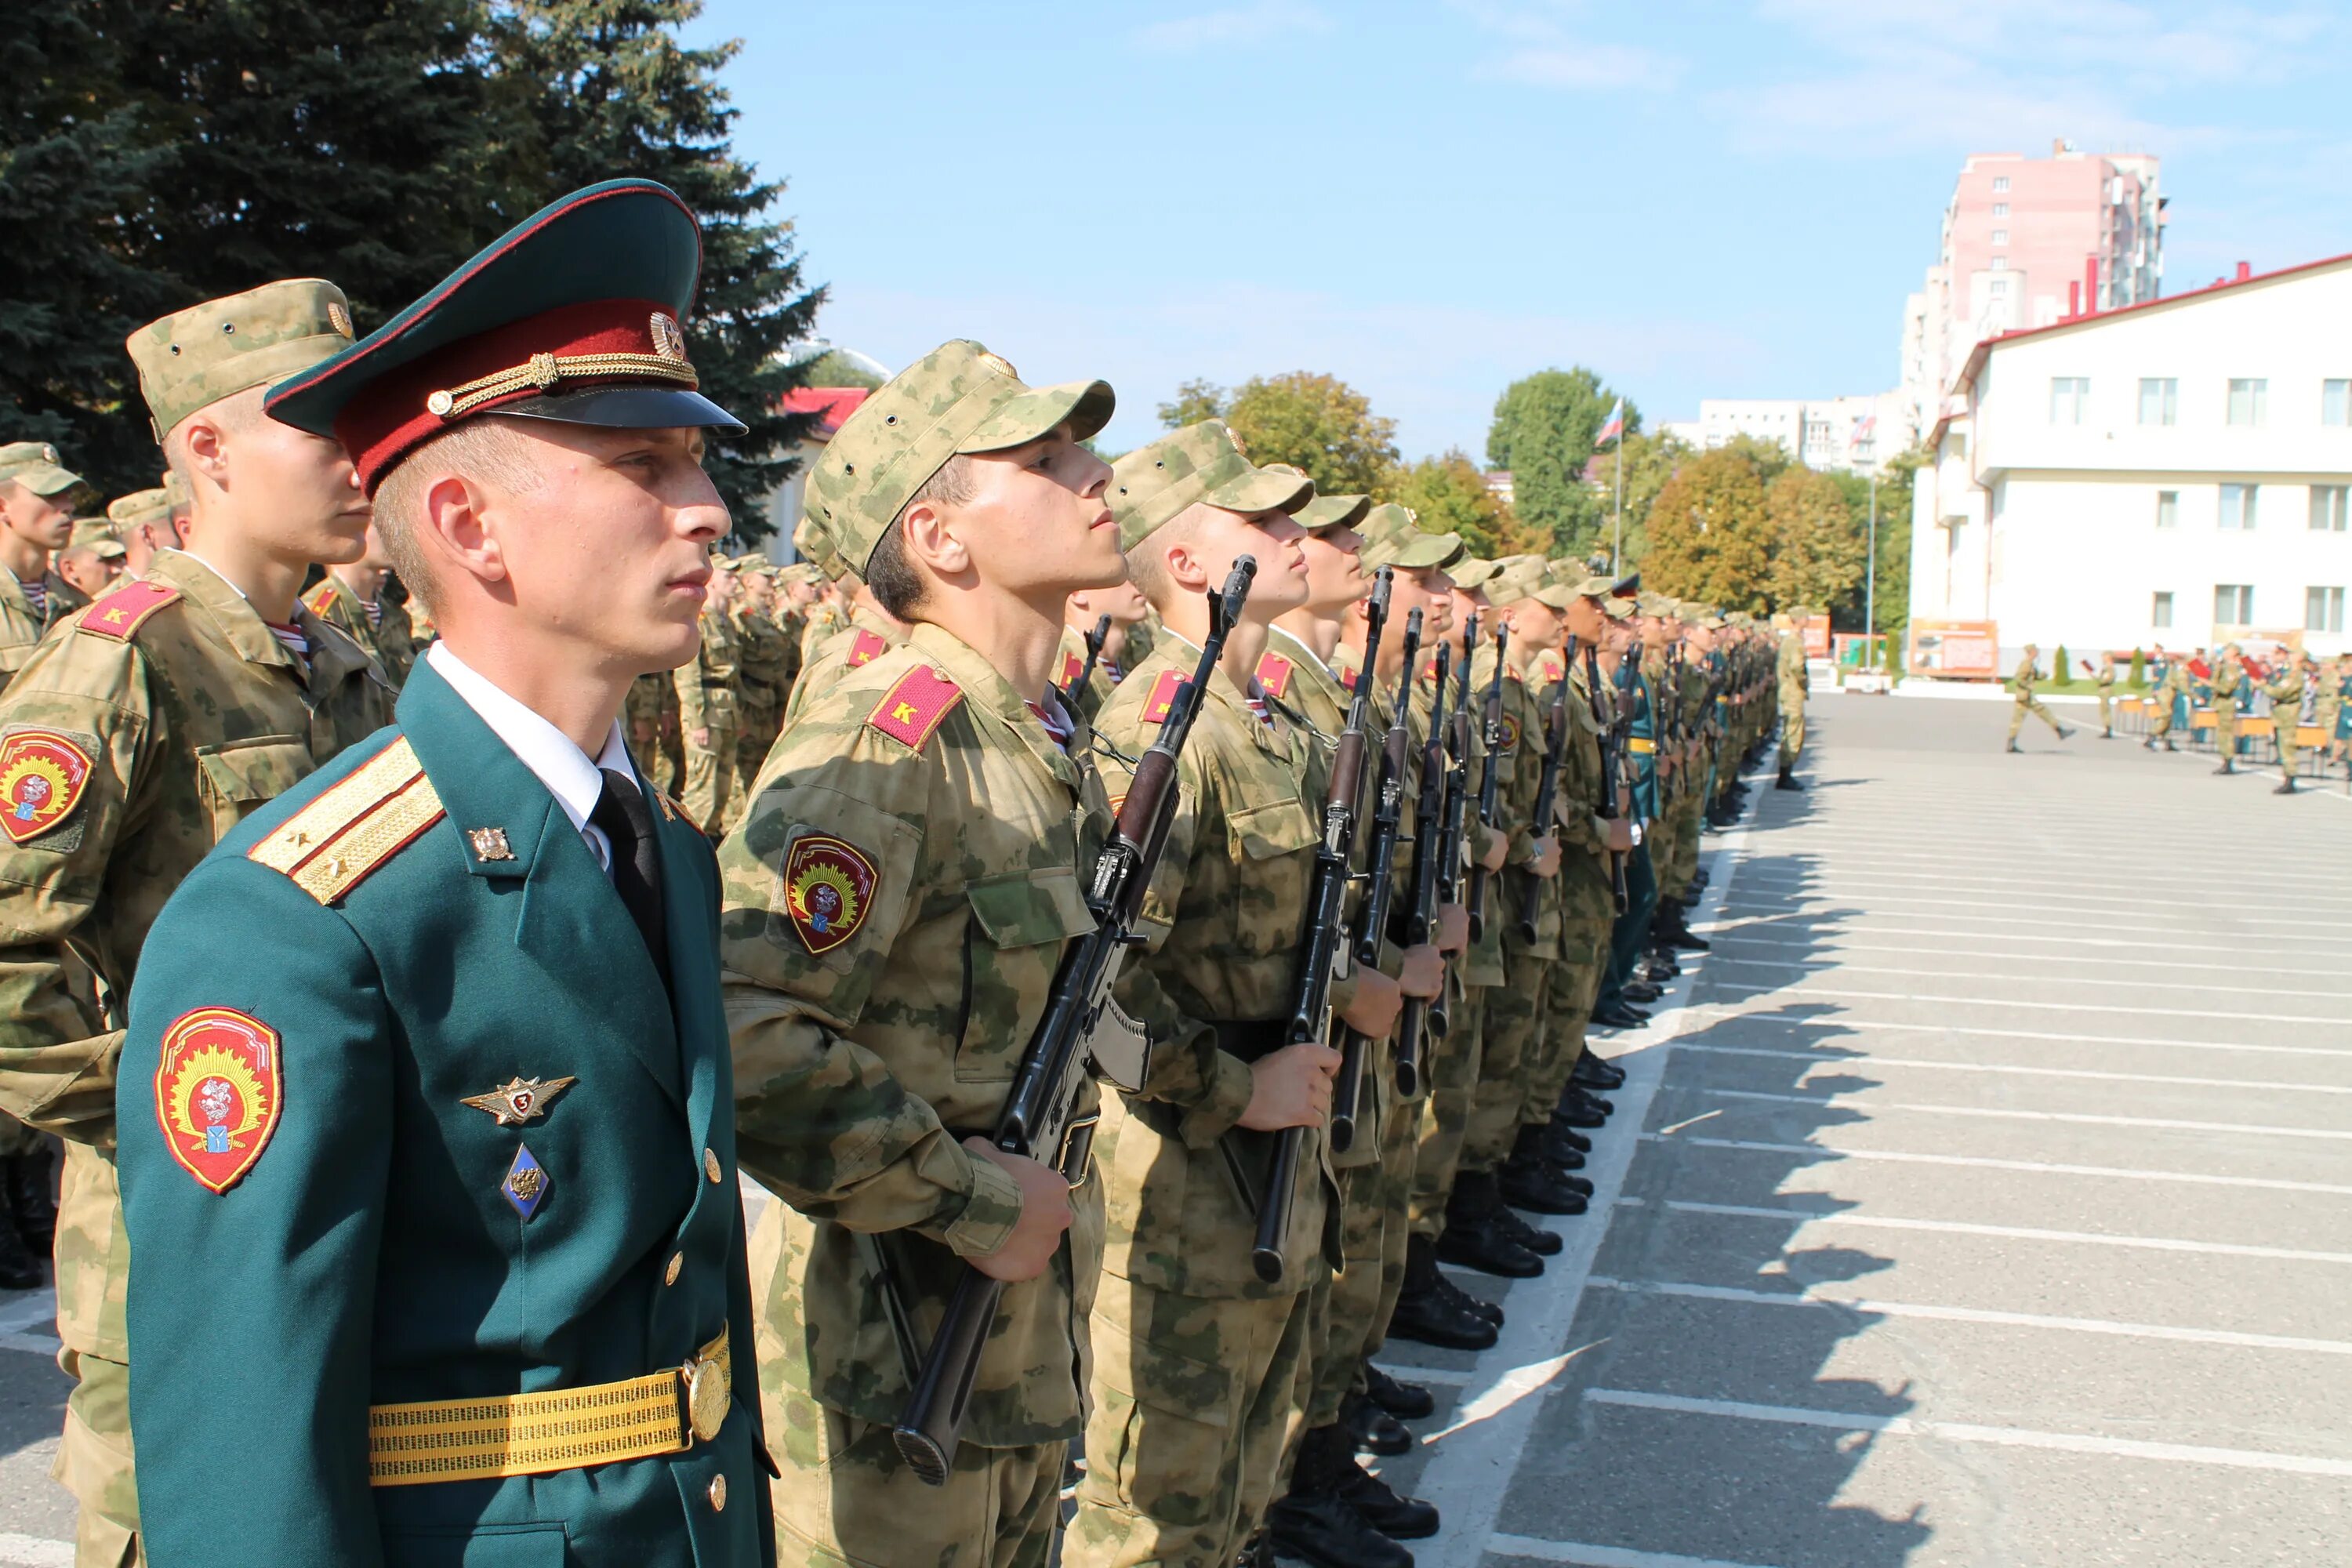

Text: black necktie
xmin=590 ymin=768 xmax=670 ymax=989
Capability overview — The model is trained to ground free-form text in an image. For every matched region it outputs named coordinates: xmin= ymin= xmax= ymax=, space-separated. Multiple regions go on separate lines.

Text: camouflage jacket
xmin=781 ymin=607 xmax=906 ymax=728
xmin=0 ymin=567 xmax=85 ymax=691
xmin=1778 ymin=632 xmax=1809 ymax=702
xmin=0 ymin=549 xmax=393 ymax=1356
xmin=795 ymin=601 xmax=846 ymax=666
xmin=720 ymin=622 xmax=1110 ymax=1444
xmin=1091 ymin=640 xmax=1337 ymax=1299
xmin=731 ymin=606 xmax=796 ymax=741
xmin=1499 ymin=648 xmax=1570 ymax=958
xmin=676 ymin=605 xmax=740 ymax=733
xmin=301 ymin=570 xmax=416 ymax=686
xmin=1555 ymin=656 xmax=1614 ymax=927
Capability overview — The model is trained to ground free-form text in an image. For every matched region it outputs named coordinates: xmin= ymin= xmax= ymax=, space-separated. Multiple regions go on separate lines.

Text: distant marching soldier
xmin=2005 ymin=642 xmax=2074 ymax=750
xmin=2210 ymin=644 xmax=2244 ymax=773
xmin=2095 ymin=651 xmax=2117 ymax=737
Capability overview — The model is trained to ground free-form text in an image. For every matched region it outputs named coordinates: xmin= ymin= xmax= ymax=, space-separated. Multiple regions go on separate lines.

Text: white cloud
xmin=1131 ymin=2 xmax=1332 ymax=53
xmin=1453 ymin=0 xmax=1687 ymax=93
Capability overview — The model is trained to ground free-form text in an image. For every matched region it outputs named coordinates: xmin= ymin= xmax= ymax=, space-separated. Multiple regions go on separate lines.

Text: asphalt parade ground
xmin=0 ymin=690 xmax=2345 ymax=1566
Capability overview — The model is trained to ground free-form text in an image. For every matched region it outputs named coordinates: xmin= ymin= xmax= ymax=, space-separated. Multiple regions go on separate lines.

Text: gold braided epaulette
xmin=248 ymin=736 xmax=445 ymax=904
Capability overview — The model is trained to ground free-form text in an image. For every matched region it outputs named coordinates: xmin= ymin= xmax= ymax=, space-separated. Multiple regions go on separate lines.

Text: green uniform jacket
xmin=304 ymin=571 xmax=418 ymax=686
xmin=116 ymin=659 xmax=774 ymax=1568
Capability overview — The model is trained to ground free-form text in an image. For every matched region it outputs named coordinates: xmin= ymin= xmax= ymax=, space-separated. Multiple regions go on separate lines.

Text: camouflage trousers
xmin=1523 ymin=926 xmax=1610 ymax=1123
xmin=1660 ymin=791 xmax=1704 ymax=902
xmin=1464 ymin=948 xmax=1555 ymax=1172
xmin=1306 ymin=1060 xmax=1421 ymax=1423
xmin=764 ymin=1385 xmax=1064 ymax=1568
xmin=1067 ymin=1277 xmax=1316 ymax=1568
xmin=1360 ymin=1051 xmax=1426 ymax=1363
xmin=1780 ymin=702 xmax=1805 ymax=758
xmin=680 ymin=724 xmax=736 ymax=837
xmin=1406 ymin=983 xmax=1486 ymax=1242
xmin=2007 ymin=693 xmax=2063 ymax=740
xmin=54 ymin=1348 xmax=140 ymax=1568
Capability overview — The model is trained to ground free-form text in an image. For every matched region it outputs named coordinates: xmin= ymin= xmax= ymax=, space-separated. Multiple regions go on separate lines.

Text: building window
xmin=2326 ymin=379 xmax=2350 ymax=426
xmin=2138 ymin=378 xmax=2177 ymax=425
xmin=2215 ymin=584 xmax=2254 ymax=624
xmin=2310 ymin=587 xmax=2347 ymax=633
xmin=1992 ymin=202 xmax=2010 ymax=218
xmin=2049 ymin=377 xmax=2089 ymax=424
xmin=2315 ymin=485 xmax=2350 ymax=532
xmin=1991 ymin=256 xmax=2009 ymax=271
xmin=2220 ymin=483 xmax=2258 ymax=530
xmin=1991 ymin=229 xmax=2009 ymax=245
xmin=2227 ymin=378 xmax=2267 ymax=426
xmin=2155 ymin=491 xmax=2179 ymax=528
xmin=1990 ymin=279 xmax=2009 ymax=297
xmin=1993 ymin=176 xmax=2010 ymax=194
xmin=2152 ymin=591 xmax=2173 ymax=627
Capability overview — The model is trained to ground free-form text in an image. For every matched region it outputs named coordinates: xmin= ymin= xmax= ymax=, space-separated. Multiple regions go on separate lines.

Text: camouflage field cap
xmin=1486 ymin=557 xmax=1573 ymax=609
xmin=0 ymin=442 xmax=86 ymax=497
xmin=162 ymin=470 xmax=190 ymax=513
xmin=791 ymin=510 xmax=852 ymax=583
xmin=1294 ymin=488 xmax=1372 ymax=533
xmin=1356 ymin=503 xmax=1464 ymax=572
xmin=127 ymin=280 xmax=358 ymax=441
xmin=67 ymin=519 xmax=125 ymax=559
xmin=808 ymin=339 xmax=1113 ymax=571
xmin=107 ymin=488 xmax=172 ymax=530
xmin=1449 ymin=557 xmax=1502 ymax=590
xmin=1111 ymin=420 xmax=1313 ymax=550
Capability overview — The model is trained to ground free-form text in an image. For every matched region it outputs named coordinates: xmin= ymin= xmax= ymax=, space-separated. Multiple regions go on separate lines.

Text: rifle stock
xmin=1392 ymin=638 xmax=1450 ymax=1098
xmin=1428 ymin=616 xmax=1478 ymax=1040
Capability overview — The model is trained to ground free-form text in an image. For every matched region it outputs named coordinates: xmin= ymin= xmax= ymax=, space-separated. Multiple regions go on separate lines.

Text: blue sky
xmin=686 ymin=1 xmax=2352 ymax=460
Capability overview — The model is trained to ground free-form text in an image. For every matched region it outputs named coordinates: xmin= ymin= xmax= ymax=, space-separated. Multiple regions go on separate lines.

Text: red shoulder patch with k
xmin=303 ymin=581 xmax=339 ymax=618
xmin=1339 ymin=669 xmax=1357 ymax=691
xmin=782 ymin=833 xmax=878 ymax=955
xmin=1141 ymin=668 xmax=1189 ymax=725
xmin=847 ymin=629 xmax=888 ymax=668
xmin=1059 ymin=650 xmax=1085 ymax=688
xmin=868 ymin=666 xmax=964 ymax=750
xmin=154 ymin=1006 xmax=284 ymax=1193
xmin=78 ymin=580 xmax=181 ymax=641
xmin=1254 ymin=652 xmax=1292 ymax=699
xmin=0 ymin=728 xmax=94 ymax=844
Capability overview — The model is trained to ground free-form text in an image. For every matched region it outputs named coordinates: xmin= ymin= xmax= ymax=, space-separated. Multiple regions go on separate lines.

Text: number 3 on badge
xmin=154 ymin=1007 xmax=284 ymax=1193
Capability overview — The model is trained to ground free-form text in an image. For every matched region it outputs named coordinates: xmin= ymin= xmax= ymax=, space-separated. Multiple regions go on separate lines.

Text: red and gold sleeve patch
xmin=1254 ymin=652 xmax=1292 ymax=699
xmin=1498 ymin=713 xmax=1523 ymax=753
xmin=847 ymin=629 xmax=888 ymax=668
xmin=868 ymin=665 xmax=964 ymax=750
xmin=154 ymin=1006 xmax=283 ymax=1194
xmin=0 ymin=728 xmax=95 ymax=844
xmin=78 ymin=580 xmax=181 ymax=641
xmin=783 ymin=833 xmax=878 ymax=955
xmin=1141 ymin=668 xmax=1188 ymax=725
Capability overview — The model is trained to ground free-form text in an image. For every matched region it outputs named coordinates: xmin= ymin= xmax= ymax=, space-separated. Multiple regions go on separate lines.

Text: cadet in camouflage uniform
xmin=720 ymin=340 xmax=1124 ymax=1568
xmin=2005 ymin=642 xmax=2073 ymax=751
xmin=54 ymin=521 xmax=127 ymax=603
xmin=677 ymin=561 xmax=742 ymax=833
xmin=0 ymin=442 xmax=93 ymax=687
xmin=2210 ymin=644 xmax=2245 ymax=773
xmin=1067 ymin=421 xmax=1406 ymax=1568
xmin=2266 ymin=653 xmax=2310 ymax=794
xmin=301 ymin=521 xmax=419 ymax=685
xmin=1054 ymin=578 xmax=1150 ymax=720
xmin=0 ymin=279 xmax=392 ymax=1568
xmin=1776 ymin=614 xmax=1809 ymax=786
xmin=106 ymin=491 xmax=176 ymax=580
xmin=727 ymin=557 xmax=793 ymax=827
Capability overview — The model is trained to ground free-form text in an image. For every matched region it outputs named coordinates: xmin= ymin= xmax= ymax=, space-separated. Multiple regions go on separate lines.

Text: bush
xmin=2051 ymin=644 xmax=2074 ymax=686
xmin=2129 ymin=648 xmax=2145 ymax=686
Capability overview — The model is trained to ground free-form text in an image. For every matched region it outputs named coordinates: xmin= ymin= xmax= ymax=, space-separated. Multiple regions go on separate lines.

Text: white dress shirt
xmin=425 ymin=641 xmax=637 ymax=874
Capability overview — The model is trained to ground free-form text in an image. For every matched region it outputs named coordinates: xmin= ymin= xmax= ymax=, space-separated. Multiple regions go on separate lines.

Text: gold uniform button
xmin=664 ymin=1252 xmax=683 ymax=1287
xmin=704 ymin=1148 xmax=722 ymax=1184
xmin=708 ymin=1473 xmax=728 ymax=1512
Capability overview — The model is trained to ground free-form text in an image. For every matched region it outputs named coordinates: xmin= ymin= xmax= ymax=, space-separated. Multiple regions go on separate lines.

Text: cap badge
xmin=977 ymin=350 xmax=1018 ymax=379
xmin=328 ymin=302 xmax=353 ymax=339
xmin=462 ymin=1075 xmax=578 ymax=1127
xmin=468 ymin=827 xmax=515 ymax=862
xmin=42 ymin=445 xmax=59 ymax=464
xmin=650 ymin=313 xmax=688 ymax=362
xmin=1225 ymin=426 xmax=1248 ymax=456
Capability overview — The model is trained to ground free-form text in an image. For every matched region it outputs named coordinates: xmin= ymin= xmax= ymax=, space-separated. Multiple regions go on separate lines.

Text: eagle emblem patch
xmin=0 ymin=728 xmax=93 ymax=845
xmin=783 ymin=833 xmax=878 ymax=955
xmin=154 ymin=1007 xmax=283 ymax=1194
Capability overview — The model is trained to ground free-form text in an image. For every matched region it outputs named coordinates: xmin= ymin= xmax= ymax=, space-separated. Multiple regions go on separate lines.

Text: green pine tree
xmin=492 ymin=0 xmax=824 ymax=535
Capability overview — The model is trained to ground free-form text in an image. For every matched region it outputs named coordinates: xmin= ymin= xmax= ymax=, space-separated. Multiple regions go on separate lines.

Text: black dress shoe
xmin=1348 ymin=1396 xmax=1414 ymax=1457
xmin=1363 ymin=1359 xmax=1436 ymax=1421
xmin=1573 ymin=1052 xmax=1626 ymax=1090
xmin=1436 ymin=1214 xmax=1544 ymax=1277
xmin=1266 ymin=1491 xmax=1413 ymax=1568
xmin=1621 ymin=980 xmax=1662 ymax=1004
xmin=1386 ymin=1284 xmax=1497 ymax=1351
xmin=1336 ymin=1463 xmax=1440 ymax=1540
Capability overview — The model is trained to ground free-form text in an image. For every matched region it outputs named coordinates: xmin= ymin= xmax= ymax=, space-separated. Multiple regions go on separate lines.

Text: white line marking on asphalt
xmin=1618 ymin=1197 xmax=2352 ymax=1265
xmin=0 ymin=1535 xmax=74 ymax=1568
xmin=1581 ymin=1388 xmax=2352 ymax=1477
xmin=1731 ymin=870 xmax=2352 ymax=913
xmin=1370 ymin=1362 xmax=1475 ymax=1388
xmin=1705 ymin=953 xmax=2352 ymax=1001
xmin=1697 ymin=1086 xmax=2352 ymax=1142
xmin=1655 ymin=1108 xmax=1723 ymax=1136
xmin=0 ymin=1332 xmax=60 ymax=1356
xmin=1705 ymin=980 xmax=2352 ymax=1029
xmin=1712 ymin=899 xmax=2350 ymax=942
xmin=1641 ymin=1134 xmax=2352 ymax=1196
xmin=0 ymin=1292 xmax=54 ymax=1334
xmin=1680 ymin=1006 xmax=2352 ymax=1062
xmin=1715 ymin=920 xmax=2352 ymax=960
xmin=1487 ymin=1534 xmax=1782 ymax=1568
xmin=1588 ymin=1276 xmax=2352 ymax=1356
xmin=1676 ymin=1041 xmax=2352 ymax=1097
xmin=1708 ymin=931 xmax=2352 ymax=985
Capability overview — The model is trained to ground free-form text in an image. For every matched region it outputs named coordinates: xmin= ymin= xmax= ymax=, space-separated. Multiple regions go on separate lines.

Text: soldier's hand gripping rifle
xmin=1390 ymin=637 xmax=1450 ymax=1098
xmin=1427 ymin=615 xmax=1479 ymax=1040
xmin=1251 ymin=568 xmax=1392 ymax=1281
xmin=1464 ymin=619 xmax=1510 ymax=943
xmin=1588 ymin=641 xmax=1631 ymax=915
xmin=1061 ymin=613 xmax=1112 ymax=708
xmin=1515 ymin=634 xmax=1576 ymax=944
xmin=894 ymin=558 xmax=1258 ymax=1485
xmin=1329 ymin=604 xmax=1419 ymax=1154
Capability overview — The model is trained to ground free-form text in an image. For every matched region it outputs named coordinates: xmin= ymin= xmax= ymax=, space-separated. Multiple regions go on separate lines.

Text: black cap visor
xmin=494 ymin=385 xmax=747 ymax=437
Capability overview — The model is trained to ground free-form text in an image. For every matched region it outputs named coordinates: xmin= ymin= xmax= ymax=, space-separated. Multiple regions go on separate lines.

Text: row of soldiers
xmin=2006 ymin=641 xmax=2352 ymax=793
xmin=0 ymin=174 xmax=1809 ymax=1568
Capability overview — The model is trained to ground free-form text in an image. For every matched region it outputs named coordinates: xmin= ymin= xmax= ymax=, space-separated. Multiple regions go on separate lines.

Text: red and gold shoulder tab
xmin=1254 ymin=652 xmax=1292 ymax=699
xmin=303 ymin=580 xmax=340 ymax=618
xmin=1338 ymin=669 xmax=1357 ymax=691
xmin=847 ymin=629 xmax=888 ymax=668
xmin=867 ymin=665 xmax=964 ymax=751
xmin=1058 ymin=649 xmax=1085 ymax=689
xmin=78 ymin=580 xmax=181 ymax=641
xmin=1141 ymin=667 xmax=1189 ymax=725
xmin=247 ymin=736 xmax=445 ymax=904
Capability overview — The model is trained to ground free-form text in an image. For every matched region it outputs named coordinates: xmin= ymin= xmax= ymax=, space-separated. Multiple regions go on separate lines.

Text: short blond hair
xmin=369 ymin=418 xmax=543 ymax=615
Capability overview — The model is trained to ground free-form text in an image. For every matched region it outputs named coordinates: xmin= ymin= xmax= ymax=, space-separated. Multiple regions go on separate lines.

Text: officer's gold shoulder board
xmin=78 ymin=580 xmax=181 ymax=641
xmin=868 ymin=665 xmax=963 ymax=751
xmin=847 ymin=629 xmax=887 ymax=668
xmin=1255 ymin=652 xmax=1292 ymax=700
xmin=1141 ymin=668 xmax=1188 ymax=725
xmin=248 ymin=735 xmax=445 ymax=904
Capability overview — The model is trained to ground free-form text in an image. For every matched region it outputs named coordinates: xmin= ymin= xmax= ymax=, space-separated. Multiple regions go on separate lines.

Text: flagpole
xmin=1611 ymin=416 xmax=1626 ymax=575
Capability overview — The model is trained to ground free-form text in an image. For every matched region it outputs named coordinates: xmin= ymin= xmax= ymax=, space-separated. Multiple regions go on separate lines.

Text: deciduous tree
xmin=1391 ymin=449 xmax=1542 ymax=561
xmin=1156 ymin=371 xmax=1401 ymax=497
xmin=1485 ymin=367 xmax=1639 ymax=557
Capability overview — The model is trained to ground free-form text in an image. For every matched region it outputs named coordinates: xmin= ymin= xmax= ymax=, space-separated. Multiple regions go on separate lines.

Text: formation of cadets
xmin=0 ymin=179 xmax=1805 ymax=1568
xmin=2112 ymin=644 xmax=2347 ymax=793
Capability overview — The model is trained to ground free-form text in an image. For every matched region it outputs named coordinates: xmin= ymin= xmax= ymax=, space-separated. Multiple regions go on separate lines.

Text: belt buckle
xmin=679 ymin=1349 xmax=728 ymax=1447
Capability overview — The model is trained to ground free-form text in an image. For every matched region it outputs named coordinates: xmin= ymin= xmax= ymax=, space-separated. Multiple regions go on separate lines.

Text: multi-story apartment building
xmin=1686 ymin=393 xmax=1908 ymax=474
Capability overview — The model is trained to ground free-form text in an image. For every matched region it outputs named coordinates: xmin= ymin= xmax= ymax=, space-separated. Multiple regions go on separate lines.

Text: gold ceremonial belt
xmin=1627 ymin=738 xmax=1657 ymax=754
xmin=368 ymin=1327 xmax=730 ymax=1487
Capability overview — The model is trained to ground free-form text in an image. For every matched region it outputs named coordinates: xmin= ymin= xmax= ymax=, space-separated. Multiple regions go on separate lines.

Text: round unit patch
xmin=155 ymin=1006 xmax=284 ymax=1193
xmin=0 ymin=728 xmax=95 ymax=844
xmin=782 ymin=833 xmax=878 ymax=956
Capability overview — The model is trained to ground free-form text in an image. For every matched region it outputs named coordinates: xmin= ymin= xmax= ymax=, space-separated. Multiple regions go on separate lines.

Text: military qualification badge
xmin=154 ymin=1006 xmax=283 ymax=1193
xmin=782 ymin=834 xmax=877 ymax=956
xmin=461 ymin=1075 xmax=576 ymax=1127
xmin=0 ymin=728 xmax=95 ymax=844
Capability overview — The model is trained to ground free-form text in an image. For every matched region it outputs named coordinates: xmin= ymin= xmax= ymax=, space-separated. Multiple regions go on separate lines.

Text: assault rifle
xmin=1515 ymin=635 xmax=1576 ymax=944
xmin=1252 ymin=568 xmax=1392 ymax=1281
xmin=1061 ymin=613 xmax=1112 ymax=708
xmin=1427 ymin=615 xmax=1478 ymax=1040
xmin=1588 ymin=641 xmax=1631 ymax=915
xmin=1391 ymin=637 xmax=1450 ymax=1098
xmin=1463 ymin=619 xmax=1510 ymax=944
xmin=1329 ymin=605 xmax=1421 ymax=1153
xmin=893 ymin=558 xmax=1258 ymax=1485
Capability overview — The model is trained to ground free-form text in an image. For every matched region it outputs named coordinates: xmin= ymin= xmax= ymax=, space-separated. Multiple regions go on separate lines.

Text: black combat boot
xmin=5 ymin=1144 xmax=57 ymax=1250
xmin=1436 ymin=1172 xmax=1544 ymax=1278
xmin=1776 ymin=762 xmax=1803 ymax=789
xmin=1499 ymin=1126 xmax=1586 ymax=1219
xmin=1573 ymin=1051 xmax=1626 ymax=1091
xmin=1436 ymin=1267 xmax=1505 ymax=1327
xmin=1564 ymin=1085 xmax=1614 ymax=1122
xmin=1545 ymin=1116 xmax=1592 ymax=1161
xmin=1266 ymin=1423 xmax=1414 ymax=1568
xmin=1493 ymin=1197 xmax=1567 ymax=1253
xmin=2214 ymin=758 xmax=2234 ymax=775
xmin=1363 ymin=1359 xmax=1436 ymax=1421
xmin=1386 ymin=1234 xmax=1498 ymax=1350
xmin=1347 ymin=1389 xmax=1414 ymax=1457
xmin=2275 ymin=776 xmax=2298 ymax=794
xmin=1336 ymin=1459 xmax=1441 ymax=1541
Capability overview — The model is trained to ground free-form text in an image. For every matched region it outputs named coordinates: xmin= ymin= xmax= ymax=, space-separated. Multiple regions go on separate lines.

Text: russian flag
xmin=1594 ymin=398 xmax=1624 ymax=448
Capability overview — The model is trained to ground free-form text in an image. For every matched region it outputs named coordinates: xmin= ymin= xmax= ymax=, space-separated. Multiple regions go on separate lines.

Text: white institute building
xmin=1910 ymin=251 xmax=2352 ymax=669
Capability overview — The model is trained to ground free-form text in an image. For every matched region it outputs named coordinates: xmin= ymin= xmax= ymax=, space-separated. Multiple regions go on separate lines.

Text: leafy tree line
xmin=2 ymin=0 xmax=822 ymax=530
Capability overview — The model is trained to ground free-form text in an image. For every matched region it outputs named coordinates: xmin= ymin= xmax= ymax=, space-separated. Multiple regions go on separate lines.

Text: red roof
xmin=781 ymin=386 xmax=869 ymax=435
